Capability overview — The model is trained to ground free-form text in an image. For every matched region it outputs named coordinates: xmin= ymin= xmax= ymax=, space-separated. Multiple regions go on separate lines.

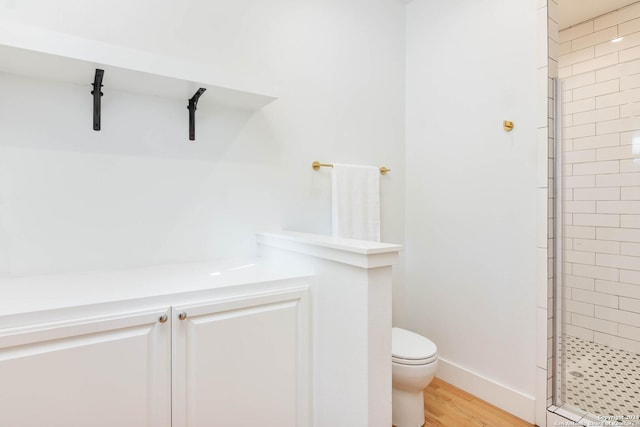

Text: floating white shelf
xmin=0 ymin=21 xmax=277 ymax=111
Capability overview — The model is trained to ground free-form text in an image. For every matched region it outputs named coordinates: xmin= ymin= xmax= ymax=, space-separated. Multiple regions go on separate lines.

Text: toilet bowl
xmin=392 ymin=327 xmax=438 ymax=427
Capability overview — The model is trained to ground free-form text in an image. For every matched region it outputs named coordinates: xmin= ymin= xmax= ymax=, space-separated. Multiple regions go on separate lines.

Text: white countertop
xmin=257 ymin=230 xmax=402 ymax=254
xmin=256 ymin=230 xmax=402 ymax=269
xmin=0 ymin=258 xmax=311 ymax=317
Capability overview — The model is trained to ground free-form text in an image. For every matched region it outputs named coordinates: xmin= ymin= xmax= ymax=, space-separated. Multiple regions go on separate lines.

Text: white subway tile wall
xmin=559 ymin=2 xmax=640 ymax=356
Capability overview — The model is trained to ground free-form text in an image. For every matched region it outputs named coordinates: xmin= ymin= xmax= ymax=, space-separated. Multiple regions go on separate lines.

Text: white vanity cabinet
xmin=0 ymin=265 xmax=311 ymax=427
xmin=0 ymin=307 xmax=172 ymax=427
xmin=172 ymin=288 xmax=310 ymax=427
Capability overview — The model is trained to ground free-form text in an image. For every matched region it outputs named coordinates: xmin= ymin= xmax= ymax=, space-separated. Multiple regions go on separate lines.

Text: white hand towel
xmin=331 ymin=163 xmax=380 ymax=242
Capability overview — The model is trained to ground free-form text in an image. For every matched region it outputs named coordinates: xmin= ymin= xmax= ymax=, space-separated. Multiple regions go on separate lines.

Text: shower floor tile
xmin=564 ymin=335 xmax=640 ymax=418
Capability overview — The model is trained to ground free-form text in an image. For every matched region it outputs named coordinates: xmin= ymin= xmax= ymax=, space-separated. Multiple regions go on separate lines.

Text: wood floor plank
xmin=423 ymin=378 xmax=535 ymax=427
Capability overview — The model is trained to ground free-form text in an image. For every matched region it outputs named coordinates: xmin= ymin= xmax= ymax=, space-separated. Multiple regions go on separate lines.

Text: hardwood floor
xmin=422 ymin=378 xmax=536 ymax=427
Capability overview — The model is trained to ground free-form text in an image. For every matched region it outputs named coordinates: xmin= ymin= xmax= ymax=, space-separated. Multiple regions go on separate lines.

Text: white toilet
xmin=392 ymin=327 xmax=438 ymax=427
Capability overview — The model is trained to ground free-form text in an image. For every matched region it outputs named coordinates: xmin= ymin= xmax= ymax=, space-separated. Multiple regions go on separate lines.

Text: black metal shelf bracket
xmin=187 ymin=88 xmax=207 ymax=141
xmin=91 ymin=69 xmax=104 ymax=131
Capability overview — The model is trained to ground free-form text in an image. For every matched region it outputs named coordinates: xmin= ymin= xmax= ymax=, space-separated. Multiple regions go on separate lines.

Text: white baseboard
xmin=436 ymin=357 xmax=536 ymax=423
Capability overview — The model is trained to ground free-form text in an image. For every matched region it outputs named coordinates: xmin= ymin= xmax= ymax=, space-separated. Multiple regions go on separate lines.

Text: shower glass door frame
xmin=552 ymin=72 xmax=640 ymax=422
xmin=553 ymin=76 xmax=564 ymax=409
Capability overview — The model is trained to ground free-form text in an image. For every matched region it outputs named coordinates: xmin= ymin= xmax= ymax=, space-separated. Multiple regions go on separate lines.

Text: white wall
xmin=0 ymin=1 xmax=405 ymax=281
xmin=404 ymin=0 xmax=539 ymax=421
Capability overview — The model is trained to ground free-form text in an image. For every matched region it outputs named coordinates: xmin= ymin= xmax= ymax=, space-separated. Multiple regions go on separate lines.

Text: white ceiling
xmin=558 ymin=0 xmax=639 ymax=29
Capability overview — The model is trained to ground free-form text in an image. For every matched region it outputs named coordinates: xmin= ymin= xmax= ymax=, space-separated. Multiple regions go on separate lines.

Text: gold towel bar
xmin=312 ymin=161 xmax=390 ymax=175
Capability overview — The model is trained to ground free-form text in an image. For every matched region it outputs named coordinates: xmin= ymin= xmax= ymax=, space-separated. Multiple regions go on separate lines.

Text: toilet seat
xmin=392 ymin=327 xmax=438 ymax=365
xmin=392 ymin=353 xmax=437 ymax=365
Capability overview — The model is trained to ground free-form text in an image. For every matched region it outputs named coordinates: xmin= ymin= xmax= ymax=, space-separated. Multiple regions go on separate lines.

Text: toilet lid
xmin=392 ymin=327 xmax=437 ymax=363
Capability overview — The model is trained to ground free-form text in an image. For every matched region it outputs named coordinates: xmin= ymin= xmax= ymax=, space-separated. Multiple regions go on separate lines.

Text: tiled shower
xmin=556 ymin=1 xmax=640 ymax=419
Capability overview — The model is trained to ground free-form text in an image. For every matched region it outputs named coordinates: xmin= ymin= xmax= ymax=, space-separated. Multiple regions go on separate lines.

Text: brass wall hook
xmin=503 ymin=120 xmax=514 ymax=132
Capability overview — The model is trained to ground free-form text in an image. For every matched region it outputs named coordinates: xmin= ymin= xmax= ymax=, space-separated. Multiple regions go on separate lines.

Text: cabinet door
xmin=0 ymin=308 xmax=171 ymax=427
xmin=172 ymin=287 xmax=311 ymax=427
